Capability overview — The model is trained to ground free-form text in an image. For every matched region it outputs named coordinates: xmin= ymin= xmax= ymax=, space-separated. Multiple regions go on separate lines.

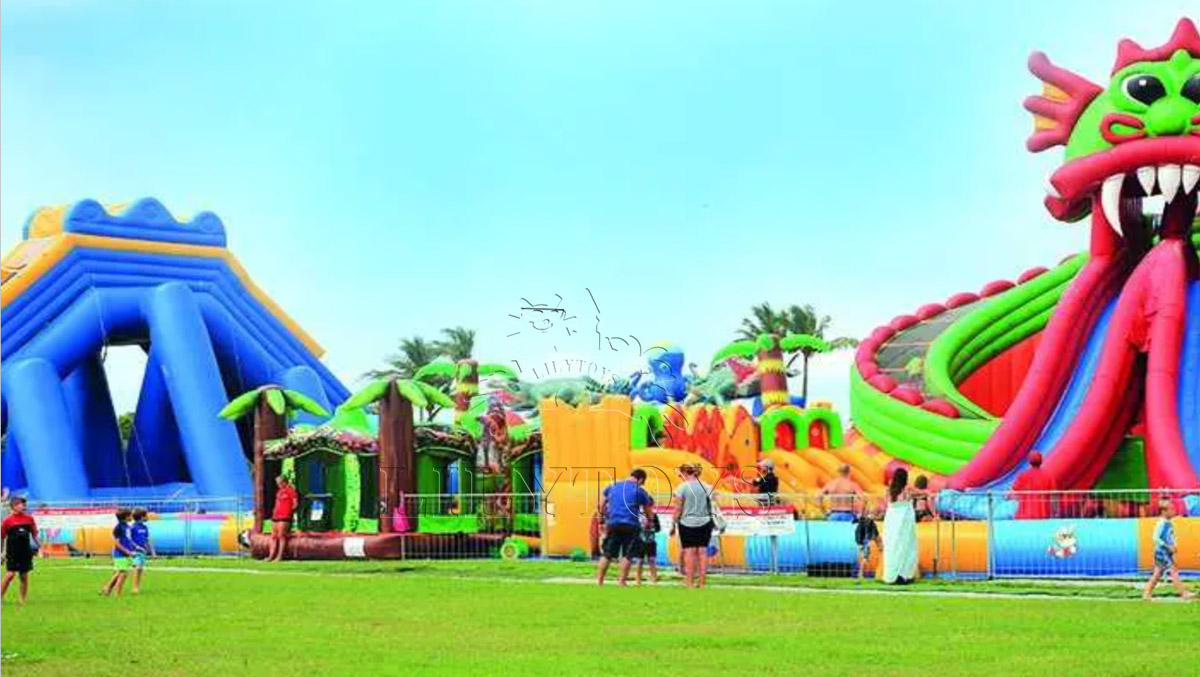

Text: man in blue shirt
xmin=596 ymin=468 xmax=655 ymax=587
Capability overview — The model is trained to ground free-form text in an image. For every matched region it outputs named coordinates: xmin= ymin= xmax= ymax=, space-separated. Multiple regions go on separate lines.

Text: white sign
xmin=343 ymin=537 xmax=366 ymax=558
xmin=654 ymin=505 xmax=795 ymax=537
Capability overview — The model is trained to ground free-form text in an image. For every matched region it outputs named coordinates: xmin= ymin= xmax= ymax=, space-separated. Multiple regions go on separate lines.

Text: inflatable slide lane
xmin=1 ymin=198 xmax=349 ymax=505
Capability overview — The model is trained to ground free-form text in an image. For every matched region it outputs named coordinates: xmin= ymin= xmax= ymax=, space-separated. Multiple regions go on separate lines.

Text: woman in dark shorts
xmin=670 ymin=464 xmax=715 ymax=589
xmin=2 ymin=496 xmax=39 ymax=606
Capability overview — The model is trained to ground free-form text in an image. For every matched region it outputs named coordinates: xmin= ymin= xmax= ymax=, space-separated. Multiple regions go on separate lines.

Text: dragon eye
xmin=1183 ymin=73 xmax=1200 ymax=104
xmin=1122 ymin=73 xmax=1166 ymax=105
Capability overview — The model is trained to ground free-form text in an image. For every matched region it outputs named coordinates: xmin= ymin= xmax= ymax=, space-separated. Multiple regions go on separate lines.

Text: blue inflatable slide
xmin=1 ymin=198 xmax=348 ymax=504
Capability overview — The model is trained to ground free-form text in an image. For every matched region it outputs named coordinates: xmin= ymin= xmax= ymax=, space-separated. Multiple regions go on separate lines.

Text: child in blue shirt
xmin=101 ymin=509 xmax=136 ymax=598
xmin=130 ymin=508 xmax=154 ymax=595
xmin=1143 ymin=498 xmax=1196 ymax=600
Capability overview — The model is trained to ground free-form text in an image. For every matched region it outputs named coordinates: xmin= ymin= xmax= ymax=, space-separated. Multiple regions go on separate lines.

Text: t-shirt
xmin=854 ymin=516 xmax=879 ymax=546
xmin=130 ymin=522 xmax=150 ymax=550
xmin=273 ymin=485 xmax=299 ymax=520
xmin=753 ymin=472 xmax=779 ymax=494
xmin=675 ymin=479 xmax=714 ymax=528
xmin=1153 ymin=518 xmax=1175 ymax=553
xmin=603 ymin=480 xmax=653 ymax=527
xmin=112 ymin=522 xmax=136 ymax=558
xmin=2 ymin=513 xmax=38 ymax=560
xmin=641 ymin=513 xmax=662 ymax=543
xmin=1012 ymin=467 xmax=1058 ymax=519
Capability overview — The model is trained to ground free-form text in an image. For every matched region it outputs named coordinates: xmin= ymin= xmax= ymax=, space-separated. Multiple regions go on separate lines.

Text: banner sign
xmin=654 ymin=504 xmax=795 ymax=537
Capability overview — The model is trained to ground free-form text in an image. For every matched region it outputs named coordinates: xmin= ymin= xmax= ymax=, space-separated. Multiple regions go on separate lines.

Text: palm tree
xmin=364 ymin=336 xmax=440 ymax=380
xmin=433 ymin=326 xmax=476 ymax=361
xmin=343 ymin=378 xmax=455 ymax=532
xmin=364 ymin=336 xmax=451 ymax=420
xmin=736 ymin=303 xmax=858 ymax=401
xmin=219 ymin=386 xmax=330 ymax=533
xmin=414 ymin=360 xmax=517 ymax=423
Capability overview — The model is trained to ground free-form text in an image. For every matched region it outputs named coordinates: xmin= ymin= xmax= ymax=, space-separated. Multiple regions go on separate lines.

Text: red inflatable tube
xmin=915 ymin=303 xmax=946 ymax=320
xmin=980 ymin=280 xmax=1015 ymax=297
xmin=889 ymin=385 xmax=924 ymax=406
xmin=1017 ymin=267 xmax=1049 ymax=284
xmin=890 ymin=315 xmax=920 ymax=331
xmin=945 ymin=292 xmax=980 ymax=309
xmin=920 ymin=398 xmax=960 ymax=418
xmin=1045 ymin=241 xmax=1197 ymax=490
xmin=870 ymin=326 xmax=897 ymax=343
xmin=867 ymin=374 xmax=898 ymax=393
xmin=857 ymin=362 xmax=880 ymax=380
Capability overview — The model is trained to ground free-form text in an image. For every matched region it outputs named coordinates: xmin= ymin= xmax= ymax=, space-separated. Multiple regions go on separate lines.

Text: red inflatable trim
xmin=920 ymin=398 xmax=960 ymax=418
xmin=914 ymin=303 xmax=946 ymax=320
xmin=945 ymin=292 xmax=980 ymax=309
xmin=980 ymin=280 xmax=1015 ymax=297
xmin=890 ymin=385 xmax=924 ymax=406
xmin=1017 ymin=267 xmax=1049 ymax=284
xmin=890 ymin=314 xmax=920 ymax=331
xmin=867 ymin=374 xmax=898 ymax=393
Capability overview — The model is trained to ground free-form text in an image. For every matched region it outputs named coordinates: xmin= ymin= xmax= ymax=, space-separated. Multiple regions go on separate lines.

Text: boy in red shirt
xmin=2 ymin=496 xmax=40 ymax=606
xmin=268 ymin=475 xmax=299 ymax=562
xmin=1011 ymin=452 xmax=1059 ymax=519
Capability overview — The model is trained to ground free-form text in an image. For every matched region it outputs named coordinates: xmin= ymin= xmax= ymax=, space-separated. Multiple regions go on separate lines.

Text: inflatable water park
xmin=2 ymin=19 xmax=1198 ymax=577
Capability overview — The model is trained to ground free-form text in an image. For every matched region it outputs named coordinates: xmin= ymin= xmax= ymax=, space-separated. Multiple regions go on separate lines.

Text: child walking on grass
xmin=101 ymin=509 xmax=136 ymax=598
xmin=130 ymin=508 xmax=154 ymax=594
xmin=1143 ymin=498 xmax=1196 ymax=601
xmin=854 ymin=503 xmax=881 ymax=582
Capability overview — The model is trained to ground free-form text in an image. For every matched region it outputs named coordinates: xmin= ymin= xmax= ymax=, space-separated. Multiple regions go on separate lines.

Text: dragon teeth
xmin=1158 ymin=165 xmax=1182 ymax=202
xmin=1136 ymin=166 xmax=1157 ymax=195
xmin=1100 ymin=174 xmax=1125 ymax=237
xmin=1183 ymin=165 xmax=1200 ymax=195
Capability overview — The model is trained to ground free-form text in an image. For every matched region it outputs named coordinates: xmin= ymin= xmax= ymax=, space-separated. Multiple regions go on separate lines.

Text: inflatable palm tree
xmin=342 ymin=378 xmax=454 ymax=532
xmin=414 ymin=359 xmax=517 ymax=422
xmin=218 ymin=387 xmax=329 ymax=532
xmin=711 ymin=333 xmax=835 ymax=410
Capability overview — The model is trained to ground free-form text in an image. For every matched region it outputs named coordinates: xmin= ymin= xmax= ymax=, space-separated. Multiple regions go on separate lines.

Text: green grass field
xmin=2 ymin=559 xmax=1197 ymax=676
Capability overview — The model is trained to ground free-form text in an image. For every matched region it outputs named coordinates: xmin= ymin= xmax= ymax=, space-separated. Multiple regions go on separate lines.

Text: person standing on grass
xmin=596 ymin=468 xmax=655 ymax=587
xmin=101 ymin=509 xmax=136 ymax=597
xmin=634 ymin=510 xmax=661 ymax=586
xmin=1143 ymin=497 xmax=1197 ymax=601
xmin=130 ymin=508 xmax=155 ymax=594
xmin=881 ymin=468 xmax=918 ymax=585
xmin=821 ymin=464 xmax=861 ymax=522
xmin=670 ymin=464 xmax=716 ymax=589
xmin=268 ymin=475 xmax=299 ymax=563
xmin=2 ymin=496 xmax=39 ymax=606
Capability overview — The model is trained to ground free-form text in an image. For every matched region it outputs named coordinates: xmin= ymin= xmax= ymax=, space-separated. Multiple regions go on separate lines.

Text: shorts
xmin=1154 ymin=548 xmax=1175 ymax=572
xmin=272 ymin=519 xmax=293 ymax=535
xmin=133 ymin=553 xmax=147 ymax=568
xmin=601 ymin=523 xmax=639 ymax=560
xmin=113 ymin=557 xmax=134 ymax=572
xmin=828 ymin=511 xmax=856 ymax=523
xmin=635 ymin=538 xmax=657 ymax=560
xmin=4 ymin=556 xmax=33 ymax=574
xmin=858 ymin=543 xmax=873 ymax=560
xmin=678 ymin=522 xmax=714 ymax=549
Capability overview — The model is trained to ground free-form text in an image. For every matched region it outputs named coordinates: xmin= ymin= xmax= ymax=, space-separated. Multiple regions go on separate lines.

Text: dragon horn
xmin=1023 ymin=51 xmax=1102 ymax=153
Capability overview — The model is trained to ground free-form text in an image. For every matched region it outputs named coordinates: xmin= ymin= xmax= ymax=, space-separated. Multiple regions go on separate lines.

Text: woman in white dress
xmin=881 ymin=467 xmax=919 ymax=584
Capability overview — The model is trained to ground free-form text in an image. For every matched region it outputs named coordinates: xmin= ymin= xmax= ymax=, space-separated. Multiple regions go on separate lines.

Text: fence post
xmin=802 ymin=497 xmax=812 ymax=576
xmin=985 ymin=491 xmax=995 ymax=580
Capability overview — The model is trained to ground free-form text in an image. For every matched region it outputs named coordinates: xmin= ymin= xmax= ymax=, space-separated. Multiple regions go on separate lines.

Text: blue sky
xmin=2 ymin=1 xmax=1193 ymax=418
